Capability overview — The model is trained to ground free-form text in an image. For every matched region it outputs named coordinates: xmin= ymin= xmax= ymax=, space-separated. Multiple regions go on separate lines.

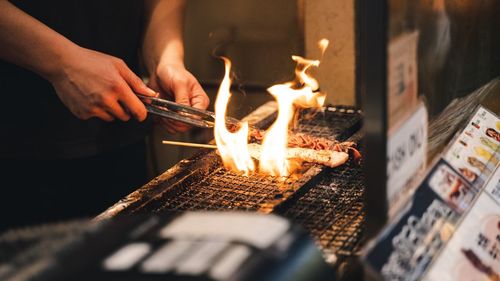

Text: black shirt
xmin=0 ymin=0 xmax=151 ymax=159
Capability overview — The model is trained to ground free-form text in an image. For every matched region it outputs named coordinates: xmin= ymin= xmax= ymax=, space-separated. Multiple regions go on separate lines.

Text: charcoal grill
xmin=98 ymin=101 xmax=365 ymax=279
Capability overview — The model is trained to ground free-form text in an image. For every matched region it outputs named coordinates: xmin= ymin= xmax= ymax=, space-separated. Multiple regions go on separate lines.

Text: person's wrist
xmin=153 ymin=56 xmax=185 ymax=81
xmin=157 ymin=54 xmax=184 ymax=70
xmin=41 ymin=42 xmax=81 ymax=82
xmin=157 ymin=61 xmax=185 ymax=73
xmin=156 ymin=41 xmax=185 ymax=70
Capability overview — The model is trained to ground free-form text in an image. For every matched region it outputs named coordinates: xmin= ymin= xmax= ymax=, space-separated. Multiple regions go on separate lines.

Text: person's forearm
xmin=142 ymin=0 xmax=186 ymax=74
xmin=0 ymin=0 xmax=79 ymax=80
xmin=141 ymin=0 xmax=208 ymax=121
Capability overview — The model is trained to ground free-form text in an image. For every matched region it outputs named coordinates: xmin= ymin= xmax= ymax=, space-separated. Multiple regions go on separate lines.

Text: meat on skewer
xmin=247 ymin=143 xmax=349 ymax=168
xmin=249 ymin=129 xmax=361 ymax=159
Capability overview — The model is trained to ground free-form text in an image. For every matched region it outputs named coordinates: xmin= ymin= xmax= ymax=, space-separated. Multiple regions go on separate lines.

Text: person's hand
xmin=148 ymin=63 xmax=209 ymax=133
xmin=49 ymin=47 xmax=157 ymax=122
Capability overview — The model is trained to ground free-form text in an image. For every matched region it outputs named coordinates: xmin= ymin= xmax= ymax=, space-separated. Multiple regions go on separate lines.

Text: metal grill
xmin=275 ymin=160 xmax=365 ymax=264
xmin=295 ymin=106 xmax=362 ymax=140
xmin=147 ymin=162 xmax=319 ymax=214
xmin=132 ymin=149 xmax=325 ymax=214
xmin=119 ymin=105 xmax=365 ymax=275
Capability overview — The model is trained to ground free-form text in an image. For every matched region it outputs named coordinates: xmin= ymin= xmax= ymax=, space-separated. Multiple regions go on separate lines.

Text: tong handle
xmin=144 ymin=104 xmax=214 ymax=128
xmin=137 ymin=94 xmax=245 ymax=130
xmin=137 ymin=94 xmax=215 ymax=119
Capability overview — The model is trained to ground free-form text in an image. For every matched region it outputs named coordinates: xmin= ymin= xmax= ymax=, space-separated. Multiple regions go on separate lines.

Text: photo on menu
xmin=445 ymin=107 xmax=500 ymax=188
xmin=428 ymin=163 xmax=476 ymax=213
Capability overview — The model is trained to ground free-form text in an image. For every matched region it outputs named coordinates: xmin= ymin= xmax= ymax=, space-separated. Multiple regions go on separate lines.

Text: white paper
xmin=387 ymin=103 xmax=428 ymax=216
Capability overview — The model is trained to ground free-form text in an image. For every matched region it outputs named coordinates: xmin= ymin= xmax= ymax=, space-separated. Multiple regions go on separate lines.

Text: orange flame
xmin=214 ymin=57 xmax=255 ymax=175
xmin=213 ymin=39 xmax=329 ymax=177
xmin=259 ymin=39 xmax=329 ymax=176
xmin=259 ymin=85 xmax=313 ymax=176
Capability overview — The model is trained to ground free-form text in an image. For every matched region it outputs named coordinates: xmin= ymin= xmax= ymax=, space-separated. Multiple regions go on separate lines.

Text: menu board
xmin=485 ymin=161 xmax=500 ymax=203
xmin=423 ymin=187 xmax=500 ymax=281
xmin=444 ymin=107 xmax=500 ymax=188
xmin=363 ymin=106 xmax=500 ymax=281
xmin=363 ymin=161 xmax=465 ymax=281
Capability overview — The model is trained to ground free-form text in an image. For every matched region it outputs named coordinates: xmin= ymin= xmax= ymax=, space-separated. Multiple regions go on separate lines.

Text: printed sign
xmin=363 ymin=106 xmax=500 ymax=281
xmin=424 ymin=145 xmax=500 ymax=281
xmin=364 ymin=161 xmax=463 ymax=281
xmin=388 ymin=31 xmax=419 ymax=130
xmin=485 ymin=152 xmax=500 ymax=204
xmin=445 ymin=107 xmax=500 ymax=188
xmin=387 ymin=103 xmax=428 ymax=218
xmin=423 ymin=191 xmax=500 ymax=281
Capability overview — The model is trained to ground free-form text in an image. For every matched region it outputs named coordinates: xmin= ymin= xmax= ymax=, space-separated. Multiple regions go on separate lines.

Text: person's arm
xmin=0 ymin=0 xmax=156 ymax=122
xmin=142 ymin=0 xmax=209 ymax=133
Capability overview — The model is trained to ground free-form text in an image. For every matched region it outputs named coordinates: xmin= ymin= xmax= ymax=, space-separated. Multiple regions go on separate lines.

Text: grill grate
xmin=123 ymin=105 xmax=365 ymax=276
xmin=276 ymin=160 xmax=365 ymax=264
xmin=151 ymin=163 xmax=317 ymax=213
xmin=295 ymin=107 xmax=362 ymax=140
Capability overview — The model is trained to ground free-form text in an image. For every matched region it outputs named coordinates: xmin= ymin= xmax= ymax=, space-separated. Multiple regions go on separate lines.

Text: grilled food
xmin=247 ymin=143 xmax=349 ymax=168
xmin=250 ymin=129 xmax=361 ymax=159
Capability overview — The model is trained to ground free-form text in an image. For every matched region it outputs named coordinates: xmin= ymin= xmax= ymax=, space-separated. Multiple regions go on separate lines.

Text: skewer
xmin=161 ymin=140 xmax=349 ymax=168
xmin=162 ymin=140 xmax=217 ymax=149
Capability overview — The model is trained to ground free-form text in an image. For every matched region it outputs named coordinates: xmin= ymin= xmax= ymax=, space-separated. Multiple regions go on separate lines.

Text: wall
xmin=304 ymin=0 xmax=356 ymax=106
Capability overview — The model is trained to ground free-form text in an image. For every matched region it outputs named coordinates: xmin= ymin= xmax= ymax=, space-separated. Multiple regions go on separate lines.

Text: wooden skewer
xmin=162 ymin=140 xmax=217 ymax=149
xmin=162 ymin=140 xmax=349 ymax=168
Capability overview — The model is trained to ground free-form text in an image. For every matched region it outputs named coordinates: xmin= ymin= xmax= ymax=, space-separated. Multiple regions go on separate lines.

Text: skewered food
xmin=247 ymin=143 xmax=349 ymax=168
xmin=250 ymin=129 xmax=361 ymax=159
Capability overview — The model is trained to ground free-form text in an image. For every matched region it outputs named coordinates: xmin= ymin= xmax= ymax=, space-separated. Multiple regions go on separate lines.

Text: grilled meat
xmin=247 ymin=143 xmax=349 ymax=168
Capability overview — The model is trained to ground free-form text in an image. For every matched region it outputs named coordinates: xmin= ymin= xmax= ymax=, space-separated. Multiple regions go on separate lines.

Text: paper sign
xmin=388 ymin=31 xmax=419 ymax=130
xmin=387 ymin=103 xmax=428 ymax=217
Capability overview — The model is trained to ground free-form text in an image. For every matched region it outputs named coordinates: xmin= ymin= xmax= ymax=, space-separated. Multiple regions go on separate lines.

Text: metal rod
xmin=162 ymin=140 xmax=217 ymax=149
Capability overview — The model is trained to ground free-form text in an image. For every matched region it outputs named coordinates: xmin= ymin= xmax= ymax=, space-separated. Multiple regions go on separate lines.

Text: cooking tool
xmin=137 ymin=94 xmax=242 ymax=129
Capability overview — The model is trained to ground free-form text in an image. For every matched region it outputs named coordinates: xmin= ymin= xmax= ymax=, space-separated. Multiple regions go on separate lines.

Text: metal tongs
xmin=137 ymin=94 xmax=241 ymax=129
